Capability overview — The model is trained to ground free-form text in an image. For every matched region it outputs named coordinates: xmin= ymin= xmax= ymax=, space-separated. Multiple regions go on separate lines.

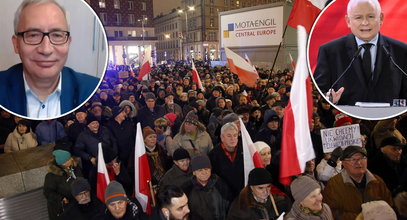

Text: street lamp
xmin=178 ymin=6 xmax=195 ymax=62
xmin=137 ymin=16 xmax=148 ymax=66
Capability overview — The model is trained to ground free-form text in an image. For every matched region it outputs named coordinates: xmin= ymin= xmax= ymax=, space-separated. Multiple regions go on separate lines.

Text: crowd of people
xmin=0 ymin=61 xmax=406 ymax=219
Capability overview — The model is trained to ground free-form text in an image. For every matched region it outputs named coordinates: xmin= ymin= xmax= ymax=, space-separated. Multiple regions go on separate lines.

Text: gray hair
xmin=347 ymin=0 xmax=381 ymax=15
xmin=220 ymin=122 xmax=238 ymax=136
xmin=14 ymin=0 xmax=67 ymax=34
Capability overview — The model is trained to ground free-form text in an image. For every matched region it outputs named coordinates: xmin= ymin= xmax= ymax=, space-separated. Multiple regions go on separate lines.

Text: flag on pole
xmin=225 ymin=47 xmax=259 ymax=87
xmin=287 ymin=0 xmax=327 ymax=33
xmin=129 ymin=65 xmax=135 ymax=77
xmin=191 ymin=61 xmax=205 ymax=92
xmin=138 ymin=45 xmax=152 ymax=81
xmin=239 ymin=118 xmax=264 ymax=186
xmin=96 ymin=143 xmax=110 ymax=202
xmin=280 ymin=26 xmax=315 ymax=186
xmin=289 ymin=53 xmax=295 ymax=71
xmin=134 ymin=122 xmax=153 ymax=214
xmin=244 ymin=53 xmax=252 ymax=66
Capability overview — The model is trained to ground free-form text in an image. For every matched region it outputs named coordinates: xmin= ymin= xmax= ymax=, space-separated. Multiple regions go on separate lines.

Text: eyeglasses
xmin=344 ymin=156 xmax=367 ymax=164
xmin=16 ymin=30 xmax=70 ymax=45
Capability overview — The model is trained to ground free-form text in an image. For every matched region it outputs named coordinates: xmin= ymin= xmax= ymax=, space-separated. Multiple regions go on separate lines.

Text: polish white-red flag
xmin=138 ymin=45 xmax=152 ymax=81
xmin=134 ymin=122 xmax=153 ymax=214
xmin=280 ymin=26 xmax=315 ymax=185
xmin=129 ymin=65 xmax=135 ymax=77
xmin=287 ymin=0 xmax=327 ymax=34
xmin=289 ymin=53 xmax=296 ymax=71
xmin=191 ymin=61 xmax=205 ymax=92
xmin=239 ymin=118 xmax=264 ymax=185
xmin=244 ymin=53 xmax=253 ymax=66
xmin=97 ymin=143 xmax=110 ymax=202
xmin=225 ymin=47 xmax=259 ymax=87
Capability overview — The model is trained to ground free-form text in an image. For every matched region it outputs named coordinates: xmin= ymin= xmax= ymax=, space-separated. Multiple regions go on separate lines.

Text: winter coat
xmin=137 ymin=105 xmax=165 ymax=129
xmin=35 ymin=120 xmax=66 ymax=146
xmin=285 ymin=202 xmax=333 ymax=220
xmin=322 ymin=169 xmax=393 ymax=220
xmin=4 ymin=128 xmax=37 ymax=152
xmin=146 ymin=145 xmax=171 ymax=185
xmin=172 ymin=128 xmax=213 ymax=157
xmin=183 ymin=175 xmax=232 ymax=220
xmin=227 ymin=186 xmax=279 ymax=220
xmin=106 ymin=118 xmax=135 ymax=166
xmin=60 ymin=195 xmax=105 ymax=220
xmin=209 ymin=143 xmax=245 ymax=199
xmin=158 ymin=164 xmax=193 ymax=189
xmin=74 ymin=126 xmax=118 ymax=162
xmin=103 ymin=197 xmax=147 ymax=220
xmin=43 ymin=158 xmax=82 ymax=220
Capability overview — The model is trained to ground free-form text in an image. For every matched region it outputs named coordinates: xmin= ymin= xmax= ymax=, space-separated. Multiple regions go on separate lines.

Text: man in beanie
xmin=137 ymin=91 xmax=165 ymax=128
xmin=323 ymin=145 xmax=393 ymax=220
xmin=74 ymin=113 xmax=117 ymax=178
xmin=65 ymin=107 xmax=88 ymax=143
xmin=159 ymin=148 xmax=192 ymax=189
xmin=286 ymin=175 xmax=333 ymax=220
xmin=104 ymin=181 xmax=146 ymax=220
xmin=227 ymin=168 xmax=288 ymax=220
xmin=44 ymin=149 xmax=82 ymax=220
xmin=172 ymin=111 xmax=213 ymax=157
xmin=182 ymin=154 xmax=232 ymax=220
xmin=61 ymin=177 xmax=105 ymax=219
xmin=368 ymin=136 xmax=406 ymax=194
xmin=143 ymin=126 xmax=171 ymax=185
xmin=106 ymin=106 xmax=135 ymax=167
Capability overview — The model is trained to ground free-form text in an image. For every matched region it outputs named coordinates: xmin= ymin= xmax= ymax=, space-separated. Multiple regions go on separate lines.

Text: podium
xmin=336 ymin=105 xmax=407 ymax=119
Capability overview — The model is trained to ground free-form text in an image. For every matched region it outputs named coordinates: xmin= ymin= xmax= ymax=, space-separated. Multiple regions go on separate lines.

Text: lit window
xmin=114 ymin=0 xmax=120 ymax=9
xmin=99 ymin=0 xmax=106 ymax=8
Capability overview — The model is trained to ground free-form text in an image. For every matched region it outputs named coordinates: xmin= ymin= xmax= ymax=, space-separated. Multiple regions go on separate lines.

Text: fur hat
xmin=290 ymin=175 xmax=321 ymax=202
xmin=104 ymin=181 xmax=127 ymax=205
xmin=119 ymin=100 xmax=137 ymax=118
xmin=191 ymin=155 xmax=211 ymax=172
xmin=248 ymin=168 xmax=272 ymax=186
xmin=71 ymin=177 xmax=91 ymax=196
xmin=143 ymin=126 xmax=156 ymax=139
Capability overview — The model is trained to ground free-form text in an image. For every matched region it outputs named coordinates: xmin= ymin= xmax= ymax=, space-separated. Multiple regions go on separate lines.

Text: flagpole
xmin=148 ymin=180 xmax=156 ymax=207
xmin=263 ymin=24 xmax=288 ymax=95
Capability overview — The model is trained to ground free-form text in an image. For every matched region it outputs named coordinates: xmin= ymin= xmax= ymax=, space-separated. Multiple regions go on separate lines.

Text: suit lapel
xmin=7 ymin=64 xmax=28 ymax=116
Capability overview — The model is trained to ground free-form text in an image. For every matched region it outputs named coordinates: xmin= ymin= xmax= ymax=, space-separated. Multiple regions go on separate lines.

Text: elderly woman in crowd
xmin=286 ymin=175 xmax=333 ymax=220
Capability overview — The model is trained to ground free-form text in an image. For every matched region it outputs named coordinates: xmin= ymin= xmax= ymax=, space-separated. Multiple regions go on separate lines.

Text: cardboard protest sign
xmin=320 ymin=124 xmax=362 ymax=153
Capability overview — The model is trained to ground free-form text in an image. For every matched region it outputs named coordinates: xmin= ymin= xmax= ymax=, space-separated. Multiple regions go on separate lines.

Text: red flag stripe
xmin=287 ymin=0 xmax=327 ymax=34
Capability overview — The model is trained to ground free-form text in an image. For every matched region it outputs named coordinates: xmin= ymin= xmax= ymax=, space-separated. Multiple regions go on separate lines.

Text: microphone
xmin=328 ymin=45 xmax=363 ymax=103
xmin=382 ymin=45 xmax=407 ymax=78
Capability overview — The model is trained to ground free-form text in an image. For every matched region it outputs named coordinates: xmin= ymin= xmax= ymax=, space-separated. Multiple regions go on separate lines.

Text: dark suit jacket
xmin=0 ymin=63 xmax=99 ymax=116
xmin=314 ymin=33 xmax=407 ymax=105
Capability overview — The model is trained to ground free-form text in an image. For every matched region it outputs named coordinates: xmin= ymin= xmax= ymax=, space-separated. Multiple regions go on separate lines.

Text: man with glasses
xmin=0 ymin=0 xmax=99 ymax=118
xmin=323 ymin=145 xmax=393 ymax=220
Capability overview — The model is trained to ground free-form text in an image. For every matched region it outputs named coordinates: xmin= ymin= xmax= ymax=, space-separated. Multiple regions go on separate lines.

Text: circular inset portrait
xmin=308 ymin=0 xmax=407 ymax=120
xmin=0 ymin=0 xmax=107 ymax=120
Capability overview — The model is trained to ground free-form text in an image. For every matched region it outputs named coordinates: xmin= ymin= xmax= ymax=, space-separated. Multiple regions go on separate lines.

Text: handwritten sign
xmin=320 ymin=124 xmax=362 ymax=153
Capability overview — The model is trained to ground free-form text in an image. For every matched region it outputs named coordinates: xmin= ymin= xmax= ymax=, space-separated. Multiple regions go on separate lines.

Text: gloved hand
xmin=330 ymin=147 xmax=343 ymax=162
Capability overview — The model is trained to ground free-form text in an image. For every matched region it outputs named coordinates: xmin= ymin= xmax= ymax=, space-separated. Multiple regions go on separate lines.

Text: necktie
xmin=362 ymin=43 xmax=373 ymax=81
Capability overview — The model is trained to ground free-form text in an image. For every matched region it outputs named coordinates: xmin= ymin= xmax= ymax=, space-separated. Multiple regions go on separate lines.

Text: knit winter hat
xmin=361 ymin=200 xmax=396 ymax=220
xmin=173 ymin=148 xmax=190 ymax=161
xmin=143 ymin=126 xmax=156 ymax=139
xmin=254 ymin=141 xmax=271 ymax=153
xmin=104 ymin=181 xmax=127 ymax=205
xmin=248 ymin=168 xmax=272 ymax=186
xmin=184 ymin=111 xmax=199 ymax=126
xmin=71 ymin=177 xmax=91 ymax=196
xmin=145 ymin=92 xmax=156 ymax=101
xmin=290 ymin=175 xmax=321 ymax=202
xmin=335 ymin=112 xmax=352 ymax=127
xmin=86 ymin=114 xmax=99 ymax=125
xmin=164 ymin=113 xmax=177 ymax=126
xmin=52 ymin=149 xmax=71 ymax=165
xmin=111 ymin=106 xmax=124 ymax=119
xmin=191 ymin=155 xmax=212 ymax=172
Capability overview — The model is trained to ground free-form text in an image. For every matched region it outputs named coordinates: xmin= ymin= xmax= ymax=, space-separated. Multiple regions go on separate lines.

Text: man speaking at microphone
xmin=314 ymin=0 xmax=407 ymax=105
